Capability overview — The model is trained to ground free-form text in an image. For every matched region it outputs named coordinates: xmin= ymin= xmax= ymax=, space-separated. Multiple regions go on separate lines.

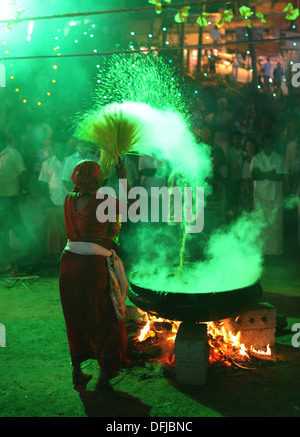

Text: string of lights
xmin=1 ymin=2 xmax=298 ymax=108
xmin=0 ymin=1 xmax=293 ymax=26
xmin=1 ymin=36 xmax=300 ymax=62
xmin=0 ymin=2 xmax=204 ymax=25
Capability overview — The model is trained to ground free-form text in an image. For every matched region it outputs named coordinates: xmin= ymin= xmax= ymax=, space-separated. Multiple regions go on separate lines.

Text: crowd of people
xmin=191 ymin=94 xmax=300 ymax=255
xmin=1 ymin=88 xmax=300 ymax=393
xmin=0 ymin=90 xmax=299 ymax=270
xmin=0 ymin=125 xmax=101 ymax=269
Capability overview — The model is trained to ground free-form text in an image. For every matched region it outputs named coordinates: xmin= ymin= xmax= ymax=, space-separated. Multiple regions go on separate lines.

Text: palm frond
xmin=75 ymin=104 xmax=142 ymax=180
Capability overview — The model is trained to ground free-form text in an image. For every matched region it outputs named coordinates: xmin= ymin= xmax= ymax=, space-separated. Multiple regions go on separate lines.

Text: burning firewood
xmin=132 ymin=310 xmax=275 ymax=371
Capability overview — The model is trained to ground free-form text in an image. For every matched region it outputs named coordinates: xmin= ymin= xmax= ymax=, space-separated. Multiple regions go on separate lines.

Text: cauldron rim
xmin=128 ymin=272 xmax=262 ymax=296
xmin=128 ymin=275 xmax=263 ymax=322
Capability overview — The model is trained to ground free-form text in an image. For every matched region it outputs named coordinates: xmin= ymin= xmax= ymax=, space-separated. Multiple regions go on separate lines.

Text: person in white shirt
xmin=263 ymin=58 xmax=271 ymax=89
xmin=62 ymin=139 xmax=98 ymax=191
xmin=39 ymin=142 xmax=68 ymax=206
xmin=232 ymin=51 xmax=243 ymax=80
xmin=39 ymin=139 xmax=68 ymax=255
xmin=251 ymin=133 xmax=287 ymax=255
xmin=0 ymin=130 xmax=26 ymax=265
xmin=285 ymin=137 xmax=300 ymax=247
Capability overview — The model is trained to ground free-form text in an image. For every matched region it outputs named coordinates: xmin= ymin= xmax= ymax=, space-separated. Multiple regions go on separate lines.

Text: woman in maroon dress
xmin=59 ymin=159 xmax=128 ymax=392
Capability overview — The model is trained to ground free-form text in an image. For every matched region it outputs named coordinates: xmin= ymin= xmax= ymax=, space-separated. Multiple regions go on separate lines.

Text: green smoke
xmin=75 ymin=51 xmax=266 ymax=294
xmin=128 ymin=211 xmax=265 ymax=293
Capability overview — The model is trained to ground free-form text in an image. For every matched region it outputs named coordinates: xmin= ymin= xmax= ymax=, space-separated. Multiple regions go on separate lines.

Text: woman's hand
xmin=108 ymin=216 xmax=122 ymax=240
xmin=110 ymin=222 xmax=121 ymax=236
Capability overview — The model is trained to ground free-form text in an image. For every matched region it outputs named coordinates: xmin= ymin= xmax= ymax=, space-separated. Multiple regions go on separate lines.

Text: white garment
xmin=233 ymin=53 xmax=242 ymax=67
xmin=264 ymin=61 xmax=271 ymax=77
xmin=38 ymin=156 xmax=68 ymax=205
xmin=65 ymin=240 xmax=112 ymax=256
xmin=251 ymin=150 xmax=287 ymax=255
xmin=251 ymin=150 xmax=287 ymax=202
xmin=65 ymin=241 xmax=128 ymax=321
xmin=106 ymin=251 xmax=129 ymax=322
xmin=254 ymin=198 xmax=284 ymax=255
xmin=0 ymin=146 xmax=25 ymax=196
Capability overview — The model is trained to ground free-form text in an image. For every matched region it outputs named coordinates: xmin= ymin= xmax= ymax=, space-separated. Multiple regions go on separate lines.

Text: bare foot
xmin=72 ymin=369 xmax=92 ymax=390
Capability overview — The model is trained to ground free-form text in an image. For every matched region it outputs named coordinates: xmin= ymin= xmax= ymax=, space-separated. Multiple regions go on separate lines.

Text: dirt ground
xmin=0 ymin=256 xmax=300 ymax=419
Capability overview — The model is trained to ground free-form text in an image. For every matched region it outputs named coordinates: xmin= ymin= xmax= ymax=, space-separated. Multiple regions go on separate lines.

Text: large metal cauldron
xmin=129 ymin=279 xmax=263 ymax=322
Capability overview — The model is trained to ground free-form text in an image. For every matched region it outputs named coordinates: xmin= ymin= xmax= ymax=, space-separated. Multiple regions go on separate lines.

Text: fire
xmin=167 ymin=321 xmax=181 ymax=341
xmin=138 ymin=319 xmax=155 ymax=342
xmin=207 ymin=321 xmax=250 ymax=364
xmin=135 ymin=309 xmax=181 ymax=342
xmin=250 ymin=344 xmax=272 ymax=357
xmin=207 ymin=321 xmax=273 ymax=365
xmin=134 ymin=310 xmax=272 ymax=366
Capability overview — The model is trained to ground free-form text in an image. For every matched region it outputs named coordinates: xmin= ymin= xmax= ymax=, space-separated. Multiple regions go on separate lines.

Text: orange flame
xmin=135 ymin=309 xmax=181 ymax=342
xmin=138 ymin=319 xmax=155 ymax=342
xmin=167 ymin=321 xmax=181 ymax=341
xmin=207 ymin=322 xmax=250 ymax=360
xmin=135 ymin=310 xmax=272 ymax=365
xmin=250 ymin=344 xmax=272 ymax=356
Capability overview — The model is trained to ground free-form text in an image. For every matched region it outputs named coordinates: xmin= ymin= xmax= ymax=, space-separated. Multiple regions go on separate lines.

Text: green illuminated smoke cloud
xmin=129 ymin=210 xmax=265 ymax=293
xmin=109 ymin=100 xmax=212 ymax=187
xmin=77 ymin=52 xmax=266 ymax=293
xmin=76 ymin=99 xmax=212 ymax=185
xmin=84 ymin=52 xmax=210 ymax=186
xmin=110 ymin=100 xmax=265 ymax=292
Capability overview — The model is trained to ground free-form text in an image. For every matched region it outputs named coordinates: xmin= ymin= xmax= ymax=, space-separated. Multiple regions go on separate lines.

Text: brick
xmin=175 ymin=323 xmax=209 ymax=385
xmin=222 ymin=302 xmax=276 ymax=350
xmin=223 ymin=302 xmax=276 ymax=331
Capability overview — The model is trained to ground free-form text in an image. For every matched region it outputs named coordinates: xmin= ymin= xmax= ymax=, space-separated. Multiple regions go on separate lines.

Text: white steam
xmin=111 ymin=101 xmax=213 ymax=187
xmin=129 ymin=211 xmax=265 ymax=293
xmin=112 ymin=102 xmax=266 ymax=293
